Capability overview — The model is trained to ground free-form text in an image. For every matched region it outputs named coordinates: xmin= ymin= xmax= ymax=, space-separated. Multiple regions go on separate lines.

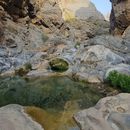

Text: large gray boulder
xmin=77 ymin=45 xmax=124 ymax=65
xmin=87 ymin=35 xmax=129 ymax=54
xmin=74 ymin=93 xmax=130 ymax=130
xmin=0 ymin=104 xmax=44 ymax=130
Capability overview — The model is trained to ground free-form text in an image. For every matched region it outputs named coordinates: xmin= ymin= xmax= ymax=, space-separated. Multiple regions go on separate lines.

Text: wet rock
xmin=74 ymin=93 xmax=130 ymax=130
xmin=0 ymin=104 xmax=44 ymax=130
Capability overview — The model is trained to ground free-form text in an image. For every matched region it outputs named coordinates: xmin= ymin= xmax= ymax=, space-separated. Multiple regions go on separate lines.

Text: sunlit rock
xmin=74 ymin=93 xmax=130 ymax=130
xmin=59 ymin=0 xmax=104 ymax=21
xmin=0 ymin=104 xmax=44 ymax=130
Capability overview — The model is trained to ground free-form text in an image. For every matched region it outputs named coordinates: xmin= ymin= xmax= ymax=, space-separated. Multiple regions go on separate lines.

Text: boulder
xmin=87 ymin=35 xmax=130 ymax=54
xmin=78 ymin=45 xmax=124 ymax=65
xmin=74 ymin=93 xmax=130 ymax=130
xmin=49 ymin=58 xmax=69 ymax=72
xmin=74 ymin=72 xmax=102 ymax=83
xmin=0 ymin=104 xmax=44 ymax=130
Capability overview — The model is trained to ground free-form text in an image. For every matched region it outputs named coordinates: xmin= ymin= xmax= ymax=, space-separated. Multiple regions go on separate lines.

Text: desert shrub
xmin=107 ymin=71 xmax=130 ymax=92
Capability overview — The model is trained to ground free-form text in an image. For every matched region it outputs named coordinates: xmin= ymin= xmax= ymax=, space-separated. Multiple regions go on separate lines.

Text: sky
xmin=91 ymin=0 xmax=111 ymax=15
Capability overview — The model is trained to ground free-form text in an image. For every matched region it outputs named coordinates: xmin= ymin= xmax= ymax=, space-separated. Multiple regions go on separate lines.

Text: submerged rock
xmin=74 ymin=93 xmax=130 ymax=130
xmin=0 ymin=104 xmax=44 ymax=130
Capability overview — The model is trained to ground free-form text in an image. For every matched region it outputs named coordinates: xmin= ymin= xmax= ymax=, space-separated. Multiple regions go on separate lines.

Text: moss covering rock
xmin=49 ymin=58 xmax=69 ymax=72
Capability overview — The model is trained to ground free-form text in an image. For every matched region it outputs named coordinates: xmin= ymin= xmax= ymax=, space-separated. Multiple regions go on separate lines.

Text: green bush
xmin=107 ymin=71 xmax=130 ymax=92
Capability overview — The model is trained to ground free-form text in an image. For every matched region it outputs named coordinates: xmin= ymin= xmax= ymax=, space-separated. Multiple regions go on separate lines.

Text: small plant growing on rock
xmin=107 ymin=71 xmax=130 ymax=92
xmin=24 ymin=63 xmax=32 ymax=71
xmin=15 ymin=63 xmax=32 ymax=76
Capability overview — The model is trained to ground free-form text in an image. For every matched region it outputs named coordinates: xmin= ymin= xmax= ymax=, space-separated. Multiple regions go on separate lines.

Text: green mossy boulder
xmin=49 ymin=58 xmax=69 ymax=72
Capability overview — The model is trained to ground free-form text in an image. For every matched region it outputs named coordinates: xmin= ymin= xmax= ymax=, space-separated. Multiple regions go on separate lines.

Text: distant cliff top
xmin=58 ymin=0 xmax=104 ymax=20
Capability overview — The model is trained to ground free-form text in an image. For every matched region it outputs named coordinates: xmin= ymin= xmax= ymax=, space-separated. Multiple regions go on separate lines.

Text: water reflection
xmin=0 ymin=76 xmax=104 ymax=130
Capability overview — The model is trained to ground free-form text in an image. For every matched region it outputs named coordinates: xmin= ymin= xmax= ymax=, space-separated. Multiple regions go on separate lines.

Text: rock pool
xmin=0 ymin=76 xmax=105 ymax=130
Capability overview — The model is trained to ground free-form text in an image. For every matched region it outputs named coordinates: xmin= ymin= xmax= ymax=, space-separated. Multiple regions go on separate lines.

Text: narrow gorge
xmin=0 ymin=0 xmax=130 ymax=130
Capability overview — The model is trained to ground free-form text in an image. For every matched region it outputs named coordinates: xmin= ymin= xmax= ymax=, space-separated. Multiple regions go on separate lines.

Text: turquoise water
xmin=0 ymin=76 xmax=103 ymax=109
xmin=0 ymin=76 xmax=104 ymax=130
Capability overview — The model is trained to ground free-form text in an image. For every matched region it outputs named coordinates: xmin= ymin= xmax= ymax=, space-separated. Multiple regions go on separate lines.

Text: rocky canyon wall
xmin=0 ymin=0 xmax=104 ymax=21
xmin=58 ymin=0 xmax=104 ymax=20
xmin=110 ymin=0 xmax=130 ymax=35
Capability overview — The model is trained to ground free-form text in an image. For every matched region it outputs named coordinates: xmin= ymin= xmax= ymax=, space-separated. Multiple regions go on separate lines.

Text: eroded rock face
xmin=122 ymin=25 xmax=130 ymax=45
xmin=0 ymin=6 xmax=5 ymax=43
xmin=0 ymin=0 xmax=44 ymax=19
xmin=0 ymin=13 xmax=48 ymax=72
xmin=110 ymin=0 xmax=130 ymax=35
xmin=106 ymin=63 xmax=130 ymax=78
xmin=0 ymin=104 xmax=44 ymax=130
xmin=74 ymin=93 xmax=130 ymax=130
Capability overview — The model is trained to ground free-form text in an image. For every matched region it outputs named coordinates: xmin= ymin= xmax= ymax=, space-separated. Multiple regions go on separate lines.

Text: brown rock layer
xmin=0 ymin=0 xmax=44 ymax=19
xmin=110 ymin=0 xmax=130 ymax=35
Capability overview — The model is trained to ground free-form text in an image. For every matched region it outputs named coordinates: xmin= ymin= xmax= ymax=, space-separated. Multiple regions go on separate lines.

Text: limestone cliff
xmin=58 ymin=0 xmax=104 ymax=21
